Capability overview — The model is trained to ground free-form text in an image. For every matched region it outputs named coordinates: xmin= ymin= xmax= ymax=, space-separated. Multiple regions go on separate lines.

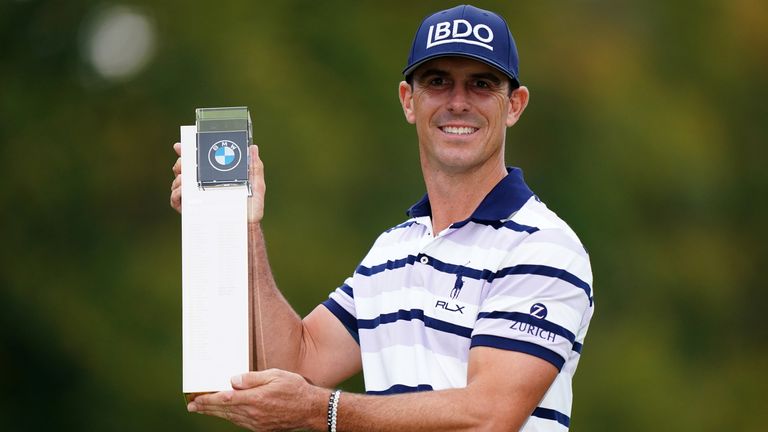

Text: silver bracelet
xmin=327 ymin=389 xmax=341 ymax=432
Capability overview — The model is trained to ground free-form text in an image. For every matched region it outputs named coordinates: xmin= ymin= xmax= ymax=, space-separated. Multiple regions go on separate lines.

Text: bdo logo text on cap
xmin=426 ymin=19 xmax=494 ymax=51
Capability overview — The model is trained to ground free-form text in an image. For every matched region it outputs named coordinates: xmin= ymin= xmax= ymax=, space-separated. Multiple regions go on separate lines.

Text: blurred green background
xmin=1 ymin=0 xmax=766 ymax=430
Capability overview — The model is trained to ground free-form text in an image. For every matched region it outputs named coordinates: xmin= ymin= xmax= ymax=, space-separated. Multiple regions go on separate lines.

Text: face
xmin=399 ymin=57 xmax=529 ymax=175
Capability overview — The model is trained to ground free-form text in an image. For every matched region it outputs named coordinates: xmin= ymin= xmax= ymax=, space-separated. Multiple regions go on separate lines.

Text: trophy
xmin=181 ymin=107 xmax=253 ymax=402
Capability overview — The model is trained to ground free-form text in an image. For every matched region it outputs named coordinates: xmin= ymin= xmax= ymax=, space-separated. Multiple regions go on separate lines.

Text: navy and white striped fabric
xmin=322 ymin=168 xmax=593 ymax=431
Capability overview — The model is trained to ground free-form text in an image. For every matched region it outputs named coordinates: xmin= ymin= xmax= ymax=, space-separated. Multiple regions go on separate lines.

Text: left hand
xmin=187 ymin=369 xmax=326 ymax=431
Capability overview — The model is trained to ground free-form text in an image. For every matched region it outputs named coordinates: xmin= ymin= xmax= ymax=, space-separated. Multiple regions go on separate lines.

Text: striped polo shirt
xmin=322 ymin=168 xmax=594 ymax=431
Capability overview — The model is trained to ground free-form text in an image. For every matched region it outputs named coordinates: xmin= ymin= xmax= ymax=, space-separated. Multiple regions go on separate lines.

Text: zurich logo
xmin=530 ymin=303 xmax=548 ymax=320
xmin=208 ymin=140 xmax=242 ymax=172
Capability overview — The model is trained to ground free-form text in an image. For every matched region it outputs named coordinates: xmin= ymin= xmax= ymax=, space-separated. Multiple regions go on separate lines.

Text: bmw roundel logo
xmin=208 ymin=140 xmax=242 ymax=172
xmin=530 ymin=303 xmax=548 ymax=319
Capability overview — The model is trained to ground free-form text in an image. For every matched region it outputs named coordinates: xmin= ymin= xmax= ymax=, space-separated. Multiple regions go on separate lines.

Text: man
xmin=170 ymin=5 xmax=593 ymax=431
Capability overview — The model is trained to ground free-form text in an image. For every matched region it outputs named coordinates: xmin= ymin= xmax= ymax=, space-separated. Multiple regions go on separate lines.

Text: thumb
xmin=248 ymin=144 xmax=262 ymax=185
xmin=231 ymin=369 xmax=276 ymax=390
xmin=247 ymin=144 xmax=265 ymax=223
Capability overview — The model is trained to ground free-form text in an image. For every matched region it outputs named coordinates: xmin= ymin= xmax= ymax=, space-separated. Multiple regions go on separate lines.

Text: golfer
xmin=170 ymin=5 xmax=594 ymax=431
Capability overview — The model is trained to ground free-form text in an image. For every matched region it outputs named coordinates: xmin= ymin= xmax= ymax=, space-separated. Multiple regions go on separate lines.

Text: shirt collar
xmin=406 ymin=167 xmax=534 ymax=222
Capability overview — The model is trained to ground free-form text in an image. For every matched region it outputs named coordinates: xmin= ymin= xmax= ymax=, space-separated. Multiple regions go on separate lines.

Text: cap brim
xmin=403 ymin=52 xmax=519 ymax=87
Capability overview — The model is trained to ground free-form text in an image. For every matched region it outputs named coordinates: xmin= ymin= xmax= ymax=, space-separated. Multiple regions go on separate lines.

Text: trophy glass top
xmin=196 ymin=107 xmax=251 ymax=136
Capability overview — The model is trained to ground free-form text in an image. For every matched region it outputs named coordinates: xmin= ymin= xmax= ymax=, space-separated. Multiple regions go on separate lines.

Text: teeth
xmin=441 ymin=126 xmax=477 ymax=135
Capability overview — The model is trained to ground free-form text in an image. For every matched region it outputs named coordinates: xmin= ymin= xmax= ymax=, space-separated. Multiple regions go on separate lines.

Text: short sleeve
xmin=322 ymin=277 xmax=359 ymax=343
xmin=470 ymin=228 xmax=594 ymax=371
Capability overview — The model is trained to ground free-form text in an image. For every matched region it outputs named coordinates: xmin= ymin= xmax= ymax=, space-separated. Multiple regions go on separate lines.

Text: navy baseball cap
xmin=403 ymin=5 xmax=520 ymax=87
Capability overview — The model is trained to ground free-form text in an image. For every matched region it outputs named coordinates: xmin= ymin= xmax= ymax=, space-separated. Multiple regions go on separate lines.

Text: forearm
xmin=339 ymin=389 xmax=481 ymax=432
xmin=248 ymin=221 xmax=307 ymax=372
xmin=323 ymin=350 xmax=557 ymax=432
xmin=323 ymin=385 xmax=526 ymax=432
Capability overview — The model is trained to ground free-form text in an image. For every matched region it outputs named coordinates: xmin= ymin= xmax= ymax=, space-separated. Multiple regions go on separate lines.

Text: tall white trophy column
xmin=181 ymin=107 xmax=252 ymax=401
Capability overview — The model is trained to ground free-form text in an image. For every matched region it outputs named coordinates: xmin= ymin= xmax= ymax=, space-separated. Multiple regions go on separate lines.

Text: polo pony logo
xmin=426 ymin=19 xmax=494 ymax=51
xmin=450 ymin=273 xmax=464 ymax=299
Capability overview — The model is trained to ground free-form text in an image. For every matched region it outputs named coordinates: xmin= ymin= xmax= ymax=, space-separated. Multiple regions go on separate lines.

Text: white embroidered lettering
xmin=425 ymin=20 xmax=495 ymax=51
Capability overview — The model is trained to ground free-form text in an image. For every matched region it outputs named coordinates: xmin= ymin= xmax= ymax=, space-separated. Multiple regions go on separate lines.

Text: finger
xmin=188 ymin=403 xmax=231 ymax=419
xmin=189 ymin=391 xmax=253 ymax=422
xmin=170 ymin=188 xmax=181 ymax=212
xmin=172 ymin=156 xmax=182 ymax=176
xmin=171 ymin=174 xmax=181 ymax=191
xmin=189 ymin=390 xmax=234 ymax=412
xmin=173 ymin=142 xmax=181 ymax=156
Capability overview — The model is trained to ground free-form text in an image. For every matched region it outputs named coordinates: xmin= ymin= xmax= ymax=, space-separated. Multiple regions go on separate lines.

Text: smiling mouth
xmin=439 ymin=126 xmax=478 ymax=135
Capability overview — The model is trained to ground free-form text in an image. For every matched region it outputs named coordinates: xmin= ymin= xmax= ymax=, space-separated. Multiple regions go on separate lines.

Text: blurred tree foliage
xmin=1 ymin=0 xmax=766 ymax=431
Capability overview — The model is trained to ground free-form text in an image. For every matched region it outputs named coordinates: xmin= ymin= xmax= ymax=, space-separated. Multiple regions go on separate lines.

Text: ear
xmin=399 ymin=81 xmax=416 ymax=124
xmin=506 ymin=86 xmax=530 ymax=127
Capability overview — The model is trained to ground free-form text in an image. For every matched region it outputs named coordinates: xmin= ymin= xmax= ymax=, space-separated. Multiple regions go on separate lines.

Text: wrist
xmin=302 ymin=385 xmax=334 ymax=431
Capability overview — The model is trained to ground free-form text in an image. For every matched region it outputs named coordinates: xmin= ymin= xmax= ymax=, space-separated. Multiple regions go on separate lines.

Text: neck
xmin=422 ymin=162 xmax=507 ymax=234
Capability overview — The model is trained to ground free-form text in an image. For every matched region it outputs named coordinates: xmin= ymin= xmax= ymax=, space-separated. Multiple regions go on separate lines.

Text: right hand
xmin=170 ymin=142 xmax=182 ymax=213
xmin=169 ymin=142 xmax=266 ymax=224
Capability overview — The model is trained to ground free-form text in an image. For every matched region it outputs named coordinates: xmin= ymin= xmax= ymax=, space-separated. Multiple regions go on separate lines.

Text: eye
xmin=429 ymin=77 xmax=445 ymax=86
xmin=474 ymin=79 xmax=491 ymax=89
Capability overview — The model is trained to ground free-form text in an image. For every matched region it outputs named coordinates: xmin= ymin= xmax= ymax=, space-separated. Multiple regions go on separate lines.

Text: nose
xmin=446 ymin=85 xmax=470 ymax=113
